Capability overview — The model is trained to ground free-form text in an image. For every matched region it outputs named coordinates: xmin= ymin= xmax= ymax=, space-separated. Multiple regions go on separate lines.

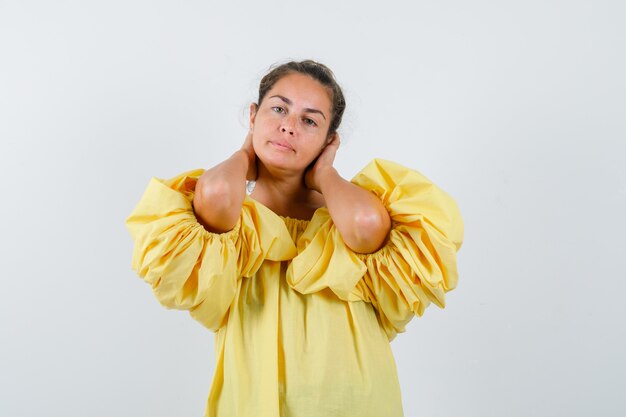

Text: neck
xmin=250 ymin=160 xmax=321 ymax=217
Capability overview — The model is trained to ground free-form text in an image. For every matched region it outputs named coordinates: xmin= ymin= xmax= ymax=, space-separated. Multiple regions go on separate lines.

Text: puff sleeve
xmin=288 ymin=158 xmax=464 ymax=341
xmin=125 ymin=169 xmax=296 ymax=332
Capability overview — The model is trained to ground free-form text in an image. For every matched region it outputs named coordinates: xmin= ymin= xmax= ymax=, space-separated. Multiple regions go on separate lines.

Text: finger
xmin=326 ymin=139 xmax=339 ymax=160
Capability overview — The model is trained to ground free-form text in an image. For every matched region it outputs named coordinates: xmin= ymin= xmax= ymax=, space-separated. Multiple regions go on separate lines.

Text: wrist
xmin=231 ymin=149 xmax=251 ymax=168
xmin=317 ymin=166 xmax=339 ymax=194
xmin=233 ymin=149 xmax=258 ymax=181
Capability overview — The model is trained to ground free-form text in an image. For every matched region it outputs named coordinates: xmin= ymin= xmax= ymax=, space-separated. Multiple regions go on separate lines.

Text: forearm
xmin=193 ymin=150 xmax=249 ymax=233
xmin=318 ymin=167 xmax=391 ymax=253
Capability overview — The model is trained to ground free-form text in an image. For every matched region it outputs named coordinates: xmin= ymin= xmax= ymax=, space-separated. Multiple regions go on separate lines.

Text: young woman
xmin=126 ymin=60 xmax=464 ymax=417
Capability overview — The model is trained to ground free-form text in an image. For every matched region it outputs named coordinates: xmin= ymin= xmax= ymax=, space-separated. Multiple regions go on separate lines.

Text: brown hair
xmin=256 ymin=59 xmax=346 ymax=141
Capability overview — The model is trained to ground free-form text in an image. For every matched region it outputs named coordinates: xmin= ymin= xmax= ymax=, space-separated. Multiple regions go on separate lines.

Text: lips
xmin=270 ymin=140 xmax=294 ymax=151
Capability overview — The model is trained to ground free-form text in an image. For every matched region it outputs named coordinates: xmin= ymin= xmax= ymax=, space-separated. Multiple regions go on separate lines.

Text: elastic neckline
xmin=245 ymin=195 xmax=325 ymax=224
xmin=277 ymin=214 xmax=311 ymax=223
xmin=279 ymin=214 xmax=311 ymax=227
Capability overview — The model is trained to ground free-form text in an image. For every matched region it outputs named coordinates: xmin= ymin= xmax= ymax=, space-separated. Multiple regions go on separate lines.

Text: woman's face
xmin=249 ymin=72 xmax=333 ymax=174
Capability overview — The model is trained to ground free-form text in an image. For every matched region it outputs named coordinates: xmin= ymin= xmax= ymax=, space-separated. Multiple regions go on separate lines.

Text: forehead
xmin=268 ymin=72 xmax=332 ymax=110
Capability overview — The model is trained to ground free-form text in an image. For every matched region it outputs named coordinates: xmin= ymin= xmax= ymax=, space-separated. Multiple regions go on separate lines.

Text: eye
xmin=271 ymin=106 xmax=285 ymax=114
xmin=303 ymin=118 xmax=317 ymax=127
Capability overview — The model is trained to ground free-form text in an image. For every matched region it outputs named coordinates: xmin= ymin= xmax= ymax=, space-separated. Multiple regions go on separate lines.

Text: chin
xmin=257 ymin=152 xmax=307 ymax=173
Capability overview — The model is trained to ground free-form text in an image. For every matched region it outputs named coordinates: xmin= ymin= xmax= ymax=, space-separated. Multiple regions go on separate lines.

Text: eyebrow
xmin=268 ymin=95 xmax=327 ymax=120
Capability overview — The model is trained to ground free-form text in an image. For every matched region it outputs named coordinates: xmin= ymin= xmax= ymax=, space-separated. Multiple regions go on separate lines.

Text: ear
xmin=249 ymin=103 xmax=258 ymax=130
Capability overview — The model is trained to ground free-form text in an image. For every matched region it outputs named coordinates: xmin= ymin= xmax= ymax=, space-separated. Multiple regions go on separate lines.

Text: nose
xmin=280 ymin=117 xmax=295 ymax=135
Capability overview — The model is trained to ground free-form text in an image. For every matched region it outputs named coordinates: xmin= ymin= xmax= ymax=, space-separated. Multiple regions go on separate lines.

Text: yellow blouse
xmin=125 ymin=158 xmax=464 ymax=417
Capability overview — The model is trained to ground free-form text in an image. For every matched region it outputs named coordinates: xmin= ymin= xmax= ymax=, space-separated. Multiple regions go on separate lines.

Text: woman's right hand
xmin=240 ymin=130 xmax=258 ymax=181
xmin=194 ymin=130 xmax=256 ymax=233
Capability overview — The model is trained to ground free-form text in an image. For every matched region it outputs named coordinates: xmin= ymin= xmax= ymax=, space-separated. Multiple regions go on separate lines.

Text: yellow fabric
xmin=125 ymin=158 xmax=464 ymax=417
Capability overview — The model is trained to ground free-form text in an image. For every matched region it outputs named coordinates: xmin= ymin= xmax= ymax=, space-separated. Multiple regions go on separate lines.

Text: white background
xmin=1 ymin=1 xmax=624 ymax=416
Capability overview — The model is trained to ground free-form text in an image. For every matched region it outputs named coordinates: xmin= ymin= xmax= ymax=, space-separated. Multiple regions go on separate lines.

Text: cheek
xmin=304 ymin=139 xmax=327 ymax=160
xmin=253 ymin=116 xmax=276 ymax=138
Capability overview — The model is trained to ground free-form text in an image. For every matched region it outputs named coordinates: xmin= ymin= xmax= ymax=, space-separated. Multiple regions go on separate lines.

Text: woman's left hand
xmin=304 ymin=133 xmax=340 ymax=193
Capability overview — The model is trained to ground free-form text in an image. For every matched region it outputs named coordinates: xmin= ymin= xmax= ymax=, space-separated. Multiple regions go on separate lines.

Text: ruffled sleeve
xmin=287 ymin=158 xmax=464 ymax=341
xmin=125 ymin=169 xmax=297 ymax=332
